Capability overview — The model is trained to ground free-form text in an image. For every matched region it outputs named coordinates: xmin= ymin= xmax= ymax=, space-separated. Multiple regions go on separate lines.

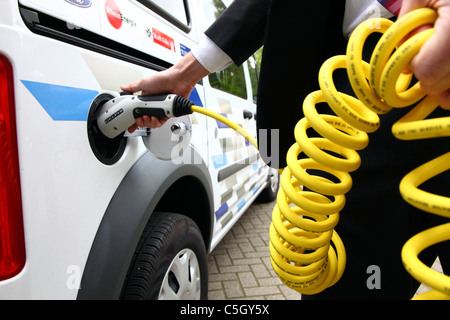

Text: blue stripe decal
xmin=21 ymin=80 xmax=99 ymax=121
xmin=22 ymin=80 xmax=204 ymax=122
xmin=237 ymin=199 xmax=246 ymax=212
xmin=215 ymin=203 xmax=229 ymax=220
xmin=188 ymin=87 xmax=203 ymax=107
xmin=212 ymin=153 xmax=227 ymax=169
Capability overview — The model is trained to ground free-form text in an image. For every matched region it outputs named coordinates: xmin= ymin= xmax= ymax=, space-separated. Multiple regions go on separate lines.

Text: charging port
xmin=87 ymin=93 xmax=127 ymax=165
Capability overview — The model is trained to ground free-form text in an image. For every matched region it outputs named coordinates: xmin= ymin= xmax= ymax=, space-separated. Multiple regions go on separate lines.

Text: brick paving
xmin=207 ymin=200 xmax=302 ymax=300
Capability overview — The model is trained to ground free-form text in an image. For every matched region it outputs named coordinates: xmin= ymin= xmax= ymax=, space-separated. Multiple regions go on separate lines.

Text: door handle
xmin=243 ymin=109 xmax=253 ymax=119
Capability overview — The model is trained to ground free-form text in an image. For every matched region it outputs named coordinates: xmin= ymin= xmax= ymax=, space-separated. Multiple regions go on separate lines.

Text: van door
xmin=204 ymin=60 xmax=266 ymax=245
xmin=193 ymin=0 xmax=267 ymax=249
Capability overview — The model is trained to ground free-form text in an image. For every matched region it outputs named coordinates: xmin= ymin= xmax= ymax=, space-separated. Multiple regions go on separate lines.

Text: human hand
xmin=121 ymin=52 xmax=210 ymax=132
xmin=121 ymin=69 xmax=187 ymax=132
xmin=399 ymin=0 xmax=450 ymax=109
xmin=121 ymin=70 xmax=174 ymax=133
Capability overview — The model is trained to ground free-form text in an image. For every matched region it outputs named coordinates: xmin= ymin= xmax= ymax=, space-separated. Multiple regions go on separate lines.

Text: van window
xmin=209 ymin=65 xmax=248 ymax=100
xmin=205 ymin=0 xmax=253 ymax=100
xmin=247 ymin=55 xmax=260 ymax=103
xmin=137 ymin=0 xmax=191 ymax=32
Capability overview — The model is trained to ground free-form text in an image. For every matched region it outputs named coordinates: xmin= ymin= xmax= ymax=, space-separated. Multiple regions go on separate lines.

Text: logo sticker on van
xmin=105 ymin=0 xmax=122 ymax=29
xmin=65 ymin=0 xmax=92 ymax=8
xmin=180 ymin=43 xmax=191 ymax=57
xmin=152 ymin=28 xmax=176 ymax=53
xmin=105 ymin=0 xmax=137 ymax=30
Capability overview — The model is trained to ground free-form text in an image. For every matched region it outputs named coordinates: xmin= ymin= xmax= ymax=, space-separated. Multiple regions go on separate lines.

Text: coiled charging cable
xmin=192 ymin=8 xmax=449 ymax=299
xmin=271 ymin=7 xmax=450 ymax=298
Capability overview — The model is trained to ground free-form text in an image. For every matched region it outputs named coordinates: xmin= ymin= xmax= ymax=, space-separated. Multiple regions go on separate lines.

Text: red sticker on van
xmin=105 ymin=0 xmax=122 ymax=29
xmin=152 ymin=28 xmax=176 ymax=52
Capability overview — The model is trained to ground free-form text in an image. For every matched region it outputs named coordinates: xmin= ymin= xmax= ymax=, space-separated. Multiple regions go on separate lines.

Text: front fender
xmin=77 ymin=150 xmax=213 ymax=300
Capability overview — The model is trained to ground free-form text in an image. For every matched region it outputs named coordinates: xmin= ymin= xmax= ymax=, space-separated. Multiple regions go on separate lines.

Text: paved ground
xmin=207 ymin=199 xmax=443 ymax=300
xmin=207 ymin=200 xmax=302 ymax=300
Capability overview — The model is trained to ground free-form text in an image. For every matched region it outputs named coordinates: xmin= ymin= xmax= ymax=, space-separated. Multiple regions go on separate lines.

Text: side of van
xmin=0 ymin=0 xmax=279 ymax=299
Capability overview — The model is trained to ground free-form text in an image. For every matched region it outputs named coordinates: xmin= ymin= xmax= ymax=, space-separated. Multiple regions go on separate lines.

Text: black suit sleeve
xmin=256 ymin=0 xmax=347 ymax=168
xmin=204 ymin=0 xmax=270 ymax=66
xmin=204 ymin=0 xmax=348 ymax=169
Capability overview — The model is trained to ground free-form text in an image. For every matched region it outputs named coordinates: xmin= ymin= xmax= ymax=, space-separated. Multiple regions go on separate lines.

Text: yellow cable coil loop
xmin=268 ymin=8 xmax=450 ymax=297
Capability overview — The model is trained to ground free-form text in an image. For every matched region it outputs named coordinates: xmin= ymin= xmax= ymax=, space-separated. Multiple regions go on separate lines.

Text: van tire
xmin=257 ymin=168 xmax=279 ymax=203
xmin=121 ymin=212 xmax=208 ymax=300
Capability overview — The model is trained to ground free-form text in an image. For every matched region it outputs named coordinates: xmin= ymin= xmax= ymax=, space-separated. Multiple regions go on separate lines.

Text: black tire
xmin=257 ymin=168 xmax=280 ymax=203
xmin=121 ymin=212 xmax=208 ymax=300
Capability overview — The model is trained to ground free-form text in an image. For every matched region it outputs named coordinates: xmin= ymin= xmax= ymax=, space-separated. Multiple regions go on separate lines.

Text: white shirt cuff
xmin=191 ymin=36 xmax=234 ymax=73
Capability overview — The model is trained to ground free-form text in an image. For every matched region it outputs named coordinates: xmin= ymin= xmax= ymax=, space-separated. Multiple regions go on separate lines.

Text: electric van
xmin=0 ymin=0 xmax=278 ymax=299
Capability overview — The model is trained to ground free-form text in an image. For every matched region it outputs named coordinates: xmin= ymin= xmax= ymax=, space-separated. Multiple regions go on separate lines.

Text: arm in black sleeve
xmin=204 ymin=0 xmax=270 ymax=66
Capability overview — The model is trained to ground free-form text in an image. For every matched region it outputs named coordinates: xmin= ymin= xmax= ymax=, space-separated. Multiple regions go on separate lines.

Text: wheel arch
xmin=77 ymin=150 xmax=214 ymax=300
xmin=154 ymin=175 xmax=213 ymax=252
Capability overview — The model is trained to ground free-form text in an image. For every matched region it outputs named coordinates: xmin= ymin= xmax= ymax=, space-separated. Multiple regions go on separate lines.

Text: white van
xmin=0 ymin=0 xmax=278 ymax=299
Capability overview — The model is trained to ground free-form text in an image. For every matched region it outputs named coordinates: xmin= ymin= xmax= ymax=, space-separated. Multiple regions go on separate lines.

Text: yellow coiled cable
xmin=192 ymin=8 xmax=449 ymax=299
xmin=268 ymin=8 xmax=450 ymax=298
